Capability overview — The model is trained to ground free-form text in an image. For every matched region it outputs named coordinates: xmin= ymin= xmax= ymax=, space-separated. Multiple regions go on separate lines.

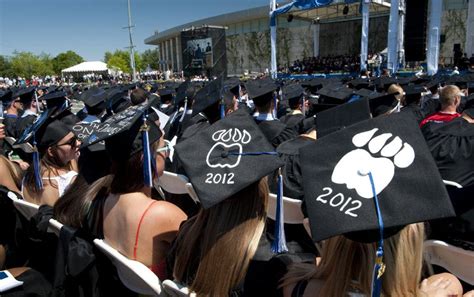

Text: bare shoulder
xmin=142 ymin=200 xmax=187 ymax=237
xmin=282 ymin=278 xmax=323 ymax=297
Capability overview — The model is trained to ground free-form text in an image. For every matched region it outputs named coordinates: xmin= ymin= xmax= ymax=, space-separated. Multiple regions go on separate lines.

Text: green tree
xmin=141 ymin=48 xmax=160 ymax=70
xmin=52 ymin=50 xmax=84 ymax=74
xmin=9 ymin=51 xmax=54 ymax=78
xmin=0 ymin=55 xmax=13 ymax=77
xmin=105 ymin=49 xmax=143 ymax=74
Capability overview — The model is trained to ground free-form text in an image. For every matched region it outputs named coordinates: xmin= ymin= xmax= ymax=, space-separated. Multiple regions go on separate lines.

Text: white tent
xmin=61 ymin=61 xmax=109 ymax=74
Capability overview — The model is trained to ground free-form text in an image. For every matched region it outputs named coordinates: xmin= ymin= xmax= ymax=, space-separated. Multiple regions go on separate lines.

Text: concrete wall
xmin=225 ymin=15 xmax=388 ymax=75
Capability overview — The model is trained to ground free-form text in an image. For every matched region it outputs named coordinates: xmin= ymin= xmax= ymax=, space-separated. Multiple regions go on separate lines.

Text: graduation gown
xmin=3 ymin=114 xmax=18 ymax=138
xmin=279 ymin=113 xmax=305 ymax=134
xmin=15 ymin=114 xmax=37 ymax=138
xmin=422 ymin=117 xmax=474 ymax=187
xmin=159 ymin=104 xmax=175 ymax=116
xmin=400 ymin=103 xmax=425 ymax=124
xmin=255 ymin=120 xmax=298 ymax=148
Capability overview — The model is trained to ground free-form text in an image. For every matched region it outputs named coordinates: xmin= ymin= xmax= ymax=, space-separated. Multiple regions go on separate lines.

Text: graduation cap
xmin=81 ymin=99 xmax=162 ymax=187
xmin=176 ymin=109 xmax=288 ymax=253
xmin=300 ymin=111 xmax=454 ymax=243
xmin=15 ymin=109 xmax=73 ymax=189
xmin=245 ymin=78 xmax=277 ymax=106
xmin=368 ymin=93 xmax=400 ymax=117
xmin=159 ymin=88 xmax=174 ymax=103
xmin=317 ymin=86 xmax=353 ymax=104
xmin=191 ymin=78 xmax=223 ymax=117
xmin=14 ymin=87 xmax=36 ymax=105
xmin=403 ymin=85 xmax=426 ymax=104
xmin=41 ymin=91 xmax=68 ymax=109
xmin=82 ymin=88 xmax=107 ymax=111
xmin=316 ymin=98 xmax=371 ymax=138
xmin=348 ymin=78 xmax=371 ymax=90
xmin=223 ymin=77 xmax=241 ymax=97
xmin=311 ymin=103 xmax=339 ymax=114
xmin=0 ymin=90 xmax=14 ymax=108
xmin=282 ymin=83 xmax=304 ymax=106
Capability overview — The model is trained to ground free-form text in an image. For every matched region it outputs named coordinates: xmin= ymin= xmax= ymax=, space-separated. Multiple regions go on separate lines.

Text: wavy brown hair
xmin=172 ymin=178 xmax=269 ymax=297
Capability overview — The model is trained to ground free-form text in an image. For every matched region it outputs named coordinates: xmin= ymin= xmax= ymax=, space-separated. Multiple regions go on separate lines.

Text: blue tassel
xmin=179 ymin=98 xmax=188 ymax=123
xmin=141 ymin=114 xmax=153 ymax=187
xmin=271 ymin=168 xmax=288 ymax=254
xmin=368 ymin=172 xmax=385 ymax=297
xmin=220 ymin=99 xmax=225 ymax=119
xmin=32 ymin=138 xmax=43 ymax=190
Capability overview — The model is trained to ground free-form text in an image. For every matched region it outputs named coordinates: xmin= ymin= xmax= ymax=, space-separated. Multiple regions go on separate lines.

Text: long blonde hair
xmin=282 ymin=223 xmax=425 ymax=297
xmin=173 ymin=178 xmax=269 ymax=297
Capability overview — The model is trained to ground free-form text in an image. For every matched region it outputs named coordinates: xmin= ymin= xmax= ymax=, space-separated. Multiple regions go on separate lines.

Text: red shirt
xmin=420 ymin=112 xmax=461 ymax=128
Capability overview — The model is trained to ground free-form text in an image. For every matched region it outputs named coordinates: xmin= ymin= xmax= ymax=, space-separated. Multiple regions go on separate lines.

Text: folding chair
xmin=162 ymin=279 xmax=196 ymax=297
xmin=424 ymin=239 xmax=474 ymax=285
xmin=9 ymin=194 xmax=39 ymax=221
xmin=93 ymin=239 xmax=164 ymax=296
xmin=48 ymin=218 xmax=64 ymax=237
xmin=267 ymin=193 xmax=304 ymax=224
xmin=158 ymin=171 xmax=199 ymax=203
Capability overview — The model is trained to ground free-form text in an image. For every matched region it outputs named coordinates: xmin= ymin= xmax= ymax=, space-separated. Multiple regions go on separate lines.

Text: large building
xmin=145 ymin=0 xmax=473 ymax=75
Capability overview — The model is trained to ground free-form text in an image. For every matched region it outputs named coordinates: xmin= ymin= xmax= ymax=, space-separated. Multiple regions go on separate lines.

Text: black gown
xmin=422 ymin=117 xmax=474 ymax=187
xmin=256 ymin=120 xmax=298 ymax=148
xmin=399 ymin=103 xmax=424 ymax=124
xmin=279 ymin=113 xmax=305 ymax=134
xmin=15 ymin=114 xmax=37 ymax=138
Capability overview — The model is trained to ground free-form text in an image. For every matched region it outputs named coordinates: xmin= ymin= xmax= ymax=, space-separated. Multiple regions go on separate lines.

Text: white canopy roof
xmin=61 ymin=61 xmax=109 ymax=73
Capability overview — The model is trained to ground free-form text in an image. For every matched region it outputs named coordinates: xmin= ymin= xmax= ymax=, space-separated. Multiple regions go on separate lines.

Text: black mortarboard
xmin=14 ymin=109 xmax=71 ymax=152
xmin=317 ymin=86 xmax=353 ymax=104
xmin=174 ymin=80 xmax=193 ymax=105
xmin=80 ymin=99 xmax=161 ymax=159
xmin=282 ymin=84 xmax=304 ymax=106
xmin=245 ymin=78 xmax=277 ymax=106
xmin=368 ymin=93 xmax=400 ymax=117
xmin=316 ymin=98 xmax=371 ymax=138
xmin=425 ymin=78 xmax=442 ymax=90
xmin=41 ymin=91 xmax=68 ymax=109
xmin=82 ymin=88 xmax=107 ymax=110
xmin=0 ymin=90 xmax=13 ymax=107
xmin=175 ymin=109 xmax=284 ymax=209
xmin=300 ymin=112 xmax=455 ymax=242
xmin=159 ymin=88 xmax=174 ymax=103
xmin=14 ymin=87 xmax=36 ymax=105
xmin=311 ymin=103 xmax=339 ymax=114
xmin=224 ymin=77 xmax=241 ymax=97
xmin=348 ymin=78 xmax=371 ymax=90
xmin=191 ymin=78 xmax=223 ymax=117
xmin=403 ymin=85 xmax=425 ymax=104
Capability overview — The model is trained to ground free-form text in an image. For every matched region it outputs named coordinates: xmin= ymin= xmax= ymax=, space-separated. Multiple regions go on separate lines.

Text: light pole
xmin=124 ymin=0 xmax=137 ymax=82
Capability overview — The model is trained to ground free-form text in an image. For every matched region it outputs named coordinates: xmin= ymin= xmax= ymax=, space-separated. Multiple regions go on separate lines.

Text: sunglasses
xmin=155 ymin=139 xmax=172 ymax=155
xmin=56 ymin=136 xmax=79 ymax=148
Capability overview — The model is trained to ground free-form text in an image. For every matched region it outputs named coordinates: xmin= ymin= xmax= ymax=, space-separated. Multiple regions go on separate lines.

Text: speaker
xmin=404 ymin=0 xmax=428 ymax=62
xmin=343 ymin=5 xmax=349 ymax=15
xmin=287 ymin=14 xmax=294 ymax=22
xmin=453 ymin=43 xmax=461 ymax=52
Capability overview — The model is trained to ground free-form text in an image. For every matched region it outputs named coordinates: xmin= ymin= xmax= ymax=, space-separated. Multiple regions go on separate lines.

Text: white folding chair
xmin=424 ymin=240 xmax=474 ymax=285
xmin=162 ymin=279 xmax=196 ymax=297
xmin=93 ymin=239 xmax=164 ymax=296
xmin=48 ymin=218 xmax=64 ymax=237
xmin=9 ymin=193 xmax=39 ymax=221
xmin=267 ymin=193 xmax=304 ymax=224
xmin=158 ymin=171 xmax=199 ymax=203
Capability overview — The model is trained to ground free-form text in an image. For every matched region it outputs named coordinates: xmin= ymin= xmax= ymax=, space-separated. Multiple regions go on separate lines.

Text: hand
xmin=12 ymin=160 xmax=30 ymax=171
xmin=420 ymin=276 xmax=459 ymax=297
xmin=0 ymin=124 xmax=5 ymax=139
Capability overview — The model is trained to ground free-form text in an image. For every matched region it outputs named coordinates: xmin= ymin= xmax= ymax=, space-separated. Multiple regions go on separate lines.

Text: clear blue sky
xmin=0 ymin=0 xmax=268 ymax=61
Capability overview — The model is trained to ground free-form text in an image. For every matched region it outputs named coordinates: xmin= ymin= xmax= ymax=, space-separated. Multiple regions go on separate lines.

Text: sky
xmin=0 ymin=0 xmax=268 ymax=61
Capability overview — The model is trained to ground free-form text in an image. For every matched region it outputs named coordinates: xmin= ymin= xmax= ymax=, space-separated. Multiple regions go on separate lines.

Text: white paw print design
xmin=206 ymin=128 xmax=252 ymax=168
xmin=331 ymin=128 xmax=415 ymax=199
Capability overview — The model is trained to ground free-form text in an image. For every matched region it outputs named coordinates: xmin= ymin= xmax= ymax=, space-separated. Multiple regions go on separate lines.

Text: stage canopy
xmin=61 ymin=61 xmax=109 ymax=74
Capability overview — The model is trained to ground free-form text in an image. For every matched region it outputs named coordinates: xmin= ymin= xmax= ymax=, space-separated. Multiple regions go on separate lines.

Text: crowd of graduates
xmin=0 ymin=70 xmax=473 ymax=296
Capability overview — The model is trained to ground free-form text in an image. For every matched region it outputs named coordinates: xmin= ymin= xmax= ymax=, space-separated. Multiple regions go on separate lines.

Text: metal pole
xmin=270 ymin=0 xmax=277 ymax=79
xmin=360 ymin=0 xmax=370 ymax=71
xmin=127 ymin=0 xmax=137 ymax=82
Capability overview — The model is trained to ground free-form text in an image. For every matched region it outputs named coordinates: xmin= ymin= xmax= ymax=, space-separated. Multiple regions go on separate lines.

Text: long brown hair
xmin=23 ymin=148 xmax=75 ymax=194
xmin=0 ymin=156 xmax=23 ymax=191
xmin=282 ymin=223 xmax=425 ymax=297
xmin=173 ymin=178 xmax=269 ymax=297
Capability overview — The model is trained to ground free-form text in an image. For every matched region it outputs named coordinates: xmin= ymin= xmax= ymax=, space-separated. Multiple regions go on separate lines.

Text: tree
xmin=105 ymin=49 xmax=143 ymax=74
xmin=9 ymin=51 xmax=54 ymax=78
xmin=141 ymin=48 xmax=160 ymax=70
xmin=0 ymin=55 xmax=13 ymax=78
xmin=52 ymin=50 xmax=84 ymax=74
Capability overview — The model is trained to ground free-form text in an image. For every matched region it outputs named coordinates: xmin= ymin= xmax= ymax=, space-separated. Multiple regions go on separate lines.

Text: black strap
xmin=291 ymin=279 xmax=308 ymax=297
